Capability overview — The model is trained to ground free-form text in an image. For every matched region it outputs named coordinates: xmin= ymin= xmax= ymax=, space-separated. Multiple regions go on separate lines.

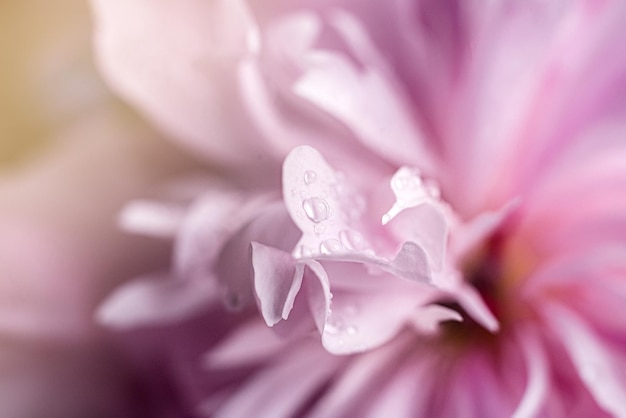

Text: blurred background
xmin=0 ymin=0 xmax=104 ymax=165
xmin=0 ymin=1 xmax=197 ymax=416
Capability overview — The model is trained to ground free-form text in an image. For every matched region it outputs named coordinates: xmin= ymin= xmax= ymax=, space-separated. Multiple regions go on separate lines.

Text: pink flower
xmin=94 ymin=0 xmax=626 ymax=416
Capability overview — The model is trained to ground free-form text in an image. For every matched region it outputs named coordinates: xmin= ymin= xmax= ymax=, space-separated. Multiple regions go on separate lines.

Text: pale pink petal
xmin=282 ymin=145 xmax=433 ymax=282
xmin=203 ymin=320 xmax=287 ymax=368
xmin=511 ymin=328 xmax=549 ymax=418
xmin=97 ymin=273 xmax=216 ymax=328
xmin=449 ymin=281 xmax=500 ymax=333
xmin=212 ymin=342 xmax=342 ymax=418
xmin=91 ymin=0 xmax=269 ymax=165
xmin=384 ymin=198 xmax=450 ymax=272
xmin=545 ymin=303 xmax=626 ymax=418
xmin=118 ymin=199 xmax=186 ymax=239
xmin=316 ymin=261 xmax=437 ymax=354
xmin=407 ymin=304 xmax=463 ymax=335
xmin=293 ymin=11 xmax=437 ymax=172
xmin=308 ymin=333 xmax=415 ymax=418
xmin=251 ymin=242 xmax=304 ymax=326
xmin=364 ymin=353 xmax=436 ymax=418
xmin=450 ymin=198 xmax=520 ymax=260
xmin=282 ymin=145 xmax=378 ymax=258
xmin=216 ymin=202 xmax=300 ymax=310
xmin=173 ymin=189 xmax=274 ymax=280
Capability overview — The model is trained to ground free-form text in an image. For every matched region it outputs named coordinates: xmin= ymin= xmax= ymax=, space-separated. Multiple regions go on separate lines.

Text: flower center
xmin=439 ymin=229 xmax=534 ymax=350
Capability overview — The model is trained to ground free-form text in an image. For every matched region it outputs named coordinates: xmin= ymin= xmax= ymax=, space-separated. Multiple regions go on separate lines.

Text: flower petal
xmin=91 ymin=0 xmax=266 ymax=165
xmin=203 ymin=320 xmax=287 ymax=368
xmin=545 ymin=303 xmax=626 ymax=418
xmin=315 ymin=261 xmax=438 ymax=355
xmin=212 ymin=342 xmax=341 ymax=418
xmin=252 ymin=242 xmax=304 ymax=327
xmin=96 ymin=273 xmax=216 ymax=328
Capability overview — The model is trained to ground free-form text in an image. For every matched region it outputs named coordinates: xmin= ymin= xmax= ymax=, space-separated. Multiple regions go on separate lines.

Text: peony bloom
xmin=93 ymin=0 xmax=626 ymax=417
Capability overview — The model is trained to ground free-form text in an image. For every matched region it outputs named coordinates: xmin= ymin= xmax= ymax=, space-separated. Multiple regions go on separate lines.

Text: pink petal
xmin=407 ymin=304 xmax=463 ymax=335
xmin=96 ymin=273 xmax=216 ymax=328
xmin=315 ymin=261 xmax=437 ymax=355
xmin=511 ymin=328 xmax=549 ymax=418
xmin=173 ymin=189 xmax=272 ymax=280
xmin=91 ymin=0 xmax=268 ymax=165
xmin=308 ymin=334 xmax=415 ymax=418
xmin=203 ymin=319 xmax=287 ymax=368
xmin=293 ymin=11 xmax=437 ymax=171
xmin=212 ymin=342 xmax=342 ymax=418
xmin=545 ymin=303 xmax=626 ymax=417
xmin=118 ymin=199 xmax=185 ymax=238
xmin=251 ymin=242 xmax=304 ymax=326
xmin=216 ymin=202 xmax=300 ymax=310
xmin=282 ymin=146 xmax=432 ymax=283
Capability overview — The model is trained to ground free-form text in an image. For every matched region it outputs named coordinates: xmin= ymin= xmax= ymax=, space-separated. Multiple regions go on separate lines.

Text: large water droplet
xmin=302 ymin=197 xmax=330 ymax=223
xmin=320 ymin=239 xmax=344 ymax=255
xmin=304 ymin=170 xmax=317 ymax=185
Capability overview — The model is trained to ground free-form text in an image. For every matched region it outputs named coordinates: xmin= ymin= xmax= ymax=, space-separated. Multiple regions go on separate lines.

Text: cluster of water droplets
xmin=293 ymin=169 xmax=370 ymax=258
xmin=382 ymin=167 xmax=443 ymax=225
xmin=324 ymin=303 xmax=363 ymax=350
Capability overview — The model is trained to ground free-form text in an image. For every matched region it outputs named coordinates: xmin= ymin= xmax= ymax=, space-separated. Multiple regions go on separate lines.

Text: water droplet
xmin=425 ymin=180 xmax=441 ymax=198
xmin=392 ymin=168 xmax=422 ymax=192
xmin=325 ymin=322 xmax=340 ymax=335
xmin=320 ymin=239 xmax=344 ymax=255
xmin=346 ymin=325 xmax=358 ymax=335
xmin=339 ymin=230 xmax=364 ymax=251
xmin=302 ymin=197 xmax=330 ymax=223
xmin=304 ymin=170 xmax=317 ymax=185
xmin=314 ymin=223 xmax=327 ymax=236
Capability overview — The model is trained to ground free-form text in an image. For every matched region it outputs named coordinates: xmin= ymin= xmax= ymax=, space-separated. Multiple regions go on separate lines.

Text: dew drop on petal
xmin=346 ymin=325 xmax=358 ymax=335
xmin=304 ymin=170 xmax=317 ymax=185
xmin=320 ymin=239 xmax=344 ymax=255
xmin=326 ymin=321 xmax=340 ymax=335
xmin=303 ymin=197 xmax=330 ymax=223
xmin=425 ymin=180 xmax=441 ymax=198
xmin=314 ymin=223 xmax=327 ymax=236
xmin=392 ymin=169 xmax=422 ymax=192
